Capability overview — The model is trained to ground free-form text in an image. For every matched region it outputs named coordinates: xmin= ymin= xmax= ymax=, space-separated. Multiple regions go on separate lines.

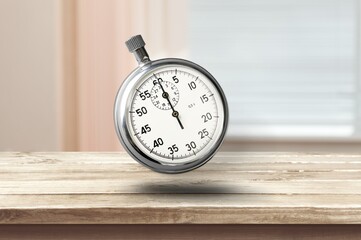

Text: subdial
xmin=151 ymin=81 xmax=180 ymax=110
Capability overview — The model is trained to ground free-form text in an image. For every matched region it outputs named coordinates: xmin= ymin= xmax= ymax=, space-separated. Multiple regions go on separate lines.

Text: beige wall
xmin=0 ymin=0 xmax=188 ymax=151
xmin=63 ymin=0 xmax=188 ymax=151
xmin=0 ymin=0 xmax=358 ymax=153
xmin=0 ymin=0 xmax=59 ymax=150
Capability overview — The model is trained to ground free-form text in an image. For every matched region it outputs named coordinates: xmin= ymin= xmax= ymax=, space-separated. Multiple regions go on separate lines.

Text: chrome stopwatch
xmin=114 ymin=35 xmax=228 ymax=173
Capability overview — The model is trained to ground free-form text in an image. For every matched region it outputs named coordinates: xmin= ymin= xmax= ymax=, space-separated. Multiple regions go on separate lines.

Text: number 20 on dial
xmin=114 ymin=35 xmax=228 ymax=173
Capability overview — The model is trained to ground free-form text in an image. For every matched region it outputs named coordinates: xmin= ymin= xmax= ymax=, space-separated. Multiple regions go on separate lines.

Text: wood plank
xmin=1 ymin=162 xmax=360 ymax=171
xmin=1 ymin=152 xmax=361 ymax=164
xmin=0 ymin=179 xmax=360 ymax=194
xmin=1 ymin=206 xmax=361 ymax=224
xmin=0 ymin=152 xmax=360 ymax=224
xmin=1 ymin=194 xmax=361 ymax=208
xmin=1 ymin=225 xmax=361 ymax=240
xmin=1 ymin=170 xmax=360 ymax=181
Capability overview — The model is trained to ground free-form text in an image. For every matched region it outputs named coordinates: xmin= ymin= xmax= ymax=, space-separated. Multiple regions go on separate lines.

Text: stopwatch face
xmin=115 ymin=59 xmax=228 ymax=173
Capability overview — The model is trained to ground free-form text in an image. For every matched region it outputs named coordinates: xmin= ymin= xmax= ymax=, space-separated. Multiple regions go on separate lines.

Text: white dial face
xmin=128 ymin=65 xmax=225 ymax=165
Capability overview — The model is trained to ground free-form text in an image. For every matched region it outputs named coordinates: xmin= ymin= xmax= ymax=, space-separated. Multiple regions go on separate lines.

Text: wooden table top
xmin=0 ymin=152 xmax=360 ymax=224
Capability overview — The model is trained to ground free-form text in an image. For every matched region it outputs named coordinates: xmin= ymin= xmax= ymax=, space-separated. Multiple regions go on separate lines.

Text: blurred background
xmin=1 ymin=0 xmax=361 ymax=152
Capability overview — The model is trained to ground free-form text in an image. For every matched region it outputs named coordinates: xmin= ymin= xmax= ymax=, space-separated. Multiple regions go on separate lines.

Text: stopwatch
xmin=114 ymin=35 xmax=228 ymax=173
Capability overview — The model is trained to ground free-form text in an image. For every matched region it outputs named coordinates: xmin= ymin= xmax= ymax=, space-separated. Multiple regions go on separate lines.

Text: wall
xmin=64 ymin=0 xmax=188 ymax=151
xmin=0 ymin=0 xmax=359 ymax=153
xmin=0 ymin=0 xmax=59 ymax=150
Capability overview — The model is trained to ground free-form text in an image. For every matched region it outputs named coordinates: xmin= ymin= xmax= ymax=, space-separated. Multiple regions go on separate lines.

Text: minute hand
xmin=157 ymin=78 xmax=184 ymax=130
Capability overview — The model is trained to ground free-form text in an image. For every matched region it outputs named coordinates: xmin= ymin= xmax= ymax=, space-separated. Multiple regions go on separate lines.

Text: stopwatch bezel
xmin=114 ymin=58 xmax=228 ymax=173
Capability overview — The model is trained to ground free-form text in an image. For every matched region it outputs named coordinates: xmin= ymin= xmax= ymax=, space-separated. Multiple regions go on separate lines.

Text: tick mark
xmin=209 ymin=93 xmax=214 ymax=97
xmin=193 ymin=150 xmax=196 ymax=156
xmin=214 ymin=116 xmax=219 ymax=118
xmin=134 ymin=132 xmax=139 ymax=136
xmin=175 ymin=69 xmax=177 ymax=75
xmin=129 ymin=111 xmax=135 ymax=113
xmin=135 ymin=89 xmax=141 ymax=93
xmin=150 ymin=148 xmax=154 ymax=154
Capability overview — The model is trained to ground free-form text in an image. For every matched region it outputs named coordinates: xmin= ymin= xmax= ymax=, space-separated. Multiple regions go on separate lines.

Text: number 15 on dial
xmin=114 ymin=35 xmax=228 ymax=173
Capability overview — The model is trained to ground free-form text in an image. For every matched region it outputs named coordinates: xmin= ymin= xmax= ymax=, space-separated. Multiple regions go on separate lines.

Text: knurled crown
xmin=125 ymin=35 xmax=145 ymax=53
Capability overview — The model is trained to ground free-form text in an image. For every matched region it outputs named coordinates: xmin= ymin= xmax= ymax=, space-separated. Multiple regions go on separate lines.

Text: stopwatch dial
xmin=150 ymin=81 xmax=180 ymax=110
xmin=128 ymin=65 xmax=225 ymax=165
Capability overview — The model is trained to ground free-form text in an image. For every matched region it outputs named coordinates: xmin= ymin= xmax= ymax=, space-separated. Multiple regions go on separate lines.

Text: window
xmin=189 ymin=0 xmax=361 ymax=140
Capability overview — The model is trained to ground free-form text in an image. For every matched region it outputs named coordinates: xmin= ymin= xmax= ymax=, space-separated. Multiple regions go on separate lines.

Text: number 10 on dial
xmin=114 ymin=35 xmax=228 ymax=173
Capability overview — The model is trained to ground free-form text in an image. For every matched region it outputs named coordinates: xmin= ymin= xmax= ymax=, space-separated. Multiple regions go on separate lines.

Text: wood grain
xmin=0 ymin=152 xmax=360 ymax=224
xmin=1 ymin=225 xmax=361 ymax=240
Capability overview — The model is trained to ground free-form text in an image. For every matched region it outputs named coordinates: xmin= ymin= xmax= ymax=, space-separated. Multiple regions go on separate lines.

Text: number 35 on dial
xmin=114 ymin=35 xmax=228 ymax=173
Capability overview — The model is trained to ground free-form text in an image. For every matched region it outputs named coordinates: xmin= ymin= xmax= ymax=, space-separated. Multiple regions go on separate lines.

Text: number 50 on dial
xmin=114 ymin=35 xmax=228 ymax=173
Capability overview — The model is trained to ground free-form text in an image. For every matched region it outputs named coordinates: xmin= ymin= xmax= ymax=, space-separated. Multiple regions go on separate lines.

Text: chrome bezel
xmin=114 ymin=58 xmax=229 ymax=173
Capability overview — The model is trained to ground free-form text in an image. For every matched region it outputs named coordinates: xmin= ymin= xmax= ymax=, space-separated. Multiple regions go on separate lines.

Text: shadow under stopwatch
xmin=137 ymin=182 xmax=235 ymax=194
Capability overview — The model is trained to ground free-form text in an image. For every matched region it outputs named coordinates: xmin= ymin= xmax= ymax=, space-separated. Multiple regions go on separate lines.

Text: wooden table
xmin=0 ymin=152 xmax=361 ymax=239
